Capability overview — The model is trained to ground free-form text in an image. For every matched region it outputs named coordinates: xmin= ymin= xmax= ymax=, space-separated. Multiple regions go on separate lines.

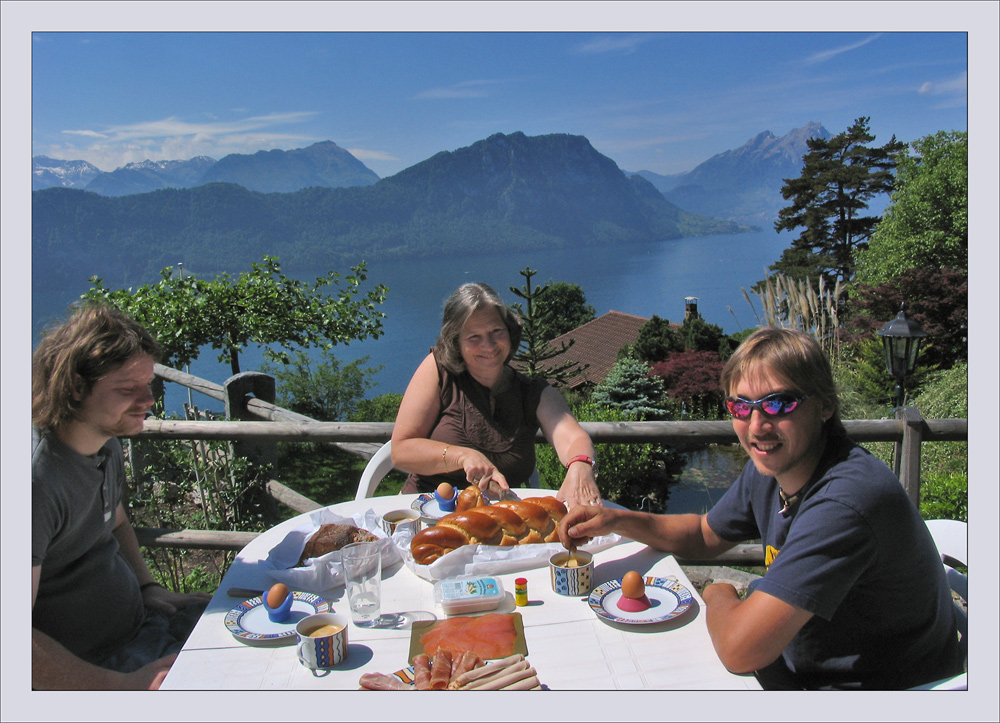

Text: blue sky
xmin=27 ymin=25 xmax=971 ymax=178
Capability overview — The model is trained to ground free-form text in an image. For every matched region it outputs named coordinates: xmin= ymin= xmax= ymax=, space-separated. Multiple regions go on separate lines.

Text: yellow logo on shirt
xmin=765 ymin=545 xmax=780 ymax=570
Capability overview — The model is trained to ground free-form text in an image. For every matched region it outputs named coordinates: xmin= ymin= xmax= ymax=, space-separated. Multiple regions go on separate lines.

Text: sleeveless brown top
xmin=401 ymin=356 xmax=550 ymax=494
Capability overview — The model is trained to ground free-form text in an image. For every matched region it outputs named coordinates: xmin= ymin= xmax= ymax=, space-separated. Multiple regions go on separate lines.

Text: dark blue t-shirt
xmin=706 ymin=434 xmax=962 ymax=689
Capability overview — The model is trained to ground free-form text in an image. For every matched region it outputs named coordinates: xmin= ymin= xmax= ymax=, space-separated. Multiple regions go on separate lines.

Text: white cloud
xmin=805 ymin=34 xmax=881 ymax=64
xmin=573 ymin=33 xmax=655 ymax=55
xmin=918 ymin=71 xmax=967 ymax=96
xmin=347 ymin=148 xmax=398 ymax=161
xmin=62 ymin=129 xmax=108 ymax=138
xmin=46 ymin=111 xmax=325 ymax=169
xmin=413 ymin=79 xmax=501 ymax=100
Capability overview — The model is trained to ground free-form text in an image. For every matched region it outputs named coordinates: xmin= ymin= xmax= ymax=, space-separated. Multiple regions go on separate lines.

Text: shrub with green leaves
xmin=535 ymin=402 xmax=685 ymax=510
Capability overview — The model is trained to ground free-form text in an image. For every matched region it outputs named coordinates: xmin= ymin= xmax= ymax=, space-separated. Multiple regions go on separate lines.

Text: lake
xmin=32 ymin=228 xmax=793 ymax=415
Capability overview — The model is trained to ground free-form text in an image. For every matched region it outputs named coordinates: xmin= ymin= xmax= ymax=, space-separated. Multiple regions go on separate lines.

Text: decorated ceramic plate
xmin=392 ymin=666 xmax=417 ymax=686
xmin=588 ymin=576 xmax=694 ymax=625
xmin=411 ymin=492 xmax=453 ymax=520
xmin=224 ymin=591 xmax=329 ymax=645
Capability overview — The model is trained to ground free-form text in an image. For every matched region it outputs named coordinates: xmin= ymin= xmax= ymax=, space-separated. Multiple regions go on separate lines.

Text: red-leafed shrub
xmin=650 ymin=351 xmax=726 ymax=418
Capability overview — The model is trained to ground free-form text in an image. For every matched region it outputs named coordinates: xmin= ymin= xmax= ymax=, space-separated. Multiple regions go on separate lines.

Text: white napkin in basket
xmin=262 ymin=508 xmax=401 ymax=592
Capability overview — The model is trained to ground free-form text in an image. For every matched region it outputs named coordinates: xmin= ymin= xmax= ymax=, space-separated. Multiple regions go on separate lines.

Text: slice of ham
xmin=412 ymin=653 xmax=432 ymax=690
xmin=450 ymin=650 xmax=482 ymax=681
xmin=359 ymin=672 xmax=413 ymax=691
xmin=429 ymin=649 xmax=453 ymax=690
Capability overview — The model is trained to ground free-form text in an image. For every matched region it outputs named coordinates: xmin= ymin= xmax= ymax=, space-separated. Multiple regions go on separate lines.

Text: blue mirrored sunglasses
xmin=725 ymin=392 xmax=807 ymax=420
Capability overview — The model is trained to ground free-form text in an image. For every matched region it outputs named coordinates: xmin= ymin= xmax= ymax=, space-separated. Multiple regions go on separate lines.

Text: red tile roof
xmin=526 ymin=310 xmax=652 ymax=389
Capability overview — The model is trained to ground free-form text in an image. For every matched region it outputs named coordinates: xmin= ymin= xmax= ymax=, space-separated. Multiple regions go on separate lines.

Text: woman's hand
xmin=556 ymin=462 xmax=602 ymax=509
xmin=457 ymin=448 xmax=509 ymax=493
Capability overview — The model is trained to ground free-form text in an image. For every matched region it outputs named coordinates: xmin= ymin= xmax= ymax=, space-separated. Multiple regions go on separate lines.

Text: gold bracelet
xmin=442 ymin=446 xmax=449 ymax=472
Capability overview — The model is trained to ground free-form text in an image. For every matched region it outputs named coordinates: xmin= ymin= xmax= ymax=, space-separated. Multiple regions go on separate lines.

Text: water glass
xmin=341 ymin=541 xmax=382 ymax=627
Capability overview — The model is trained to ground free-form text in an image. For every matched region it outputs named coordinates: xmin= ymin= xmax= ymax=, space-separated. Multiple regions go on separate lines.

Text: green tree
xmin=771 ymin=116 xmax=905 ymax=286
xmin=681 ymin=316 xmax=725 ymax=353
xmin=535 ymin=402 xmax=685 ymax=511
xmin=532 ymin=280 xmax=596 ymax=343
xmin=630 ymin=315 xmax=682 ymax=363
xmin=509 ymin=267 xmax=587 ymax=386
xmin=84 ymin=255 xmax=388 ymax=375
xmin=351 ymin=393 xmax=404 ymax=423
xmin=260 ymin=350 xmax=381 ymax=421
xmin=854 ymin=130 xmax=968 ymax=286
xmin=592 ymin=357 xmax=667 ymax=419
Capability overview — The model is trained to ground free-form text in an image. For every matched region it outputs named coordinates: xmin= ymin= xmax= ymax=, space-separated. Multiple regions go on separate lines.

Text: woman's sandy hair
xmin=32 ymin=302 xmax=162 ymax=430
xmin=720 ymin=327 xmax=844 ymax=435
xmin=433 ymin=283 xmax=522 ymax=375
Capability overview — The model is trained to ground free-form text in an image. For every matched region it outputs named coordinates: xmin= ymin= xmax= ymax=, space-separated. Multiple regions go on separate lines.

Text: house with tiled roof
xmin=517 ymin=298 xmax=702 ymax=389
xmin=526 ymin=310 xmax=651 ymax=390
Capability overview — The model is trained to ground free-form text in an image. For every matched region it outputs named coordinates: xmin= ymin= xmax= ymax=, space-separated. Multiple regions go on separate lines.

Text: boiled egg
xmin=436 ymin=482 xmax=455 ymax=500
xmin=266 ymin=582 xmax=290 ymax=608
xmin=620 ymin=571 xmax=646 ymax=600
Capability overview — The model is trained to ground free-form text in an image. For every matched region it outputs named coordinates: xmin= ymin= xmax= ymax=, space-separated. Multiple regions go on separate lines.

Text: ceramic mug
xmin=295 ymin=613 xmax=350 ymax=669
xmin=379 ymin=509 xmax=422 ymax=536
xmin=549 ymin=549 xmax=594 ymax=596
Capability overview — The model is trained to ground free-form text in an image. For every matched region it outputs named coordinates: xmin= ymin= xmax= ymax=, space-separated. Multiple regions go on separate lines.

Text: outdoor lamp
xmin=876 ymin=302 xmax=928 ymax=409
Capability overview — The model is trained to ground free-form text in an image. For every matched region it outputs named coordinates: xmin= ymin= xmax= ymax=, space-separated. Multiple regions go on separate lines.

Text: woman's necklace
xmin=778 ymin=487 xmax=803 ymax=515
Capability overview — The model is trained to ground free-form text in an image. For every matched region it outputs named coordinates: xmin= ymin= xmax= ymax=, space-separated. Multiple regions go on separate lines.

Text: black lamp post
xmin=876 ymin=303 xmax=928 ymax=409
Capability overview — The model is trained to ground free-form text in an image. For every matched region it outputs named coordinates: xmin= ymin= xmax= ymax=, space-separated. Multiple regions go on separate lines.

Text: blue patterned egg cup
xmin=550 ymin=550 xmax=594 ymax=596
xmin=262 ymin=588 xmax=295 ymax=623
xmin=434 ymin=488 xmax=457 ymax=512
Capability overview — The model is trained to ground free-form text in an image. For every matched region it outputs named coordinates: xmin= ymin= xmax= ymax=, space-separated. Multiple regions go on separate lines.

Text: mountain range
xmin=32 ymin=131 xmax=752 ymax=288
xmin=632 ymin=122 xmax=831 ymax=226
xmin=33 ymin=141 xmax=379 ymax=196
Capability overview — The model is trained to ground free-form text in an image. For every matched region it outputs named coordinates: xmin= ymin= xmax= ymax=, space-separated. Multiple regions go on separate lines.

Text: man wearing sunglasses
xmin=558 ymin=327 xmax=963 ymax=690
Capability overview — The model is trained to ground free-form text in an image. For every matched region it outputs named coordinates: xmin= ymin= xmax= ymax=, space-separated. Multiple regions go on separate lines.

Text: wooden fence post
xmin=223 ymin=372 xmax=278 ymax=469
xmin=895 ymin=406 xmax=925 ymax=509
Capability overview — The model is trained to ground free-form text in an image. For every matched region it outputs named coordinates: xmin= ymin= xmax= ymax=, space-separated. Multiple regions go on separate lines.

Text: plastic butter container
xmin=433 ymin=575 xmax=505 ymax=615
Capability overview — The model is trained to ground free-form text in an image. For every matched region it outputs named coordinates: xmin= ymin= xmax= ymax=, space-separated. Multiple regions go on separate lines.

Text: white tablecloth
xmin=160 ymin=490 xmax=759 ymax=691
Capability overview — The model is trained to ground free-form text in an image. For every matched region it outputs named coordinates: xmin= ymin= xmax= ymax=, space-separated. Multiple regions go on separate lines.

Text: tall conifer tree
xmin=771 ymin=116 xmax=905 ymax=286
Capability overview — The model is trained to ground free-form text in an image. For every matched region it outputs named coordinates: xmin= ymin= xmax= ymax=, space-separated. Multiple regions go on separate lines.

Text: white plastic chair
xmin=354 ymin=441 xmax=396 ymax=501
xmin=910 ymin=519 xmax=968 ymax=690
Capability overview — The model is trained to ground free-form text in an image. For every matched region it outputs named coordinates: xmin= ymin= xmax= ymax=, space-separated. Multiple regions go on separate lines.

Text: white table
xmin=161 ymin=490 xmax=760 ymax=691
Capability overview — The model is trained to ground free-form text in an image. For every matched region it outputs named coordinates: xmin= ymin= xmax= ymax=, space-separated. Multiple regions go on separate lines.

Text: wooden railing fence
xmin=131 ymin=364 xmax=968 ymax=567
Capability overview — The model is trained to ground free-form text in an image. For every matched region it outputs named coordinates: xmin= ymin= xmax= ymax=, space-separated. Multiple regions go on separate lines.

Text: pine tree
xmin=771 ymin=116 xmax=905 ymax=286
xmin=592 ymin=357 xmax=667 ymax=419
xmin=509 ymin=267 xmax=587 ymax=386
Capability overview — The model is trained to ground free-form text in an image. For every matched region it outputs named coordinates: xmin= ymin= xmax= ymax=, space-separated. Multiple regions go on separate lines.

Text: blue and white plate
xmin=225 ymin=591 xmax=329 ymax=645
xmin=411 ymin=492 xmax=454 ymax=520
xmin=588 ymin=576 xmax=694 ymax=625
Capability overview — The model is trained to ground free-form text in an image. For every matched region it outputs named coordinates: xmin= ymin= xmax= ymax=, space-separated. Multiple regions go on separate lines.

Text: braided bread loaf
xmin=410 ymin=495 xmax=568 ymax=565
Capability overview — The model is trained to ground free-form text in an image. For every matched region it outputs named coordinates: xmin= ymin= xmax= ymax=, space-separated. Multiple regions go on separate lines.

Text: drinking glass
xmin=341 ymin=541 xmax=382 ymax=627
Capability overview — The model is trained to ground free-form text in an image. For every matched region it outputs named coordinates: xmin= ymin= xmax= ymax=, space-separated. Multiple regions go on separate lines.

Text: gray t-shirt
xmin=32 ymin=427 xmax=145 ymax=664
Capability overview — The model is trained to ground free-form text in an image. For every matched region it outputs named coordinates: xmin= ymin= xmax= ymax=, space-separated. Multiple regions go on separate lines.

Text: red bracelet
xmin=566 ymin=455 xmax=596 ymax=469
